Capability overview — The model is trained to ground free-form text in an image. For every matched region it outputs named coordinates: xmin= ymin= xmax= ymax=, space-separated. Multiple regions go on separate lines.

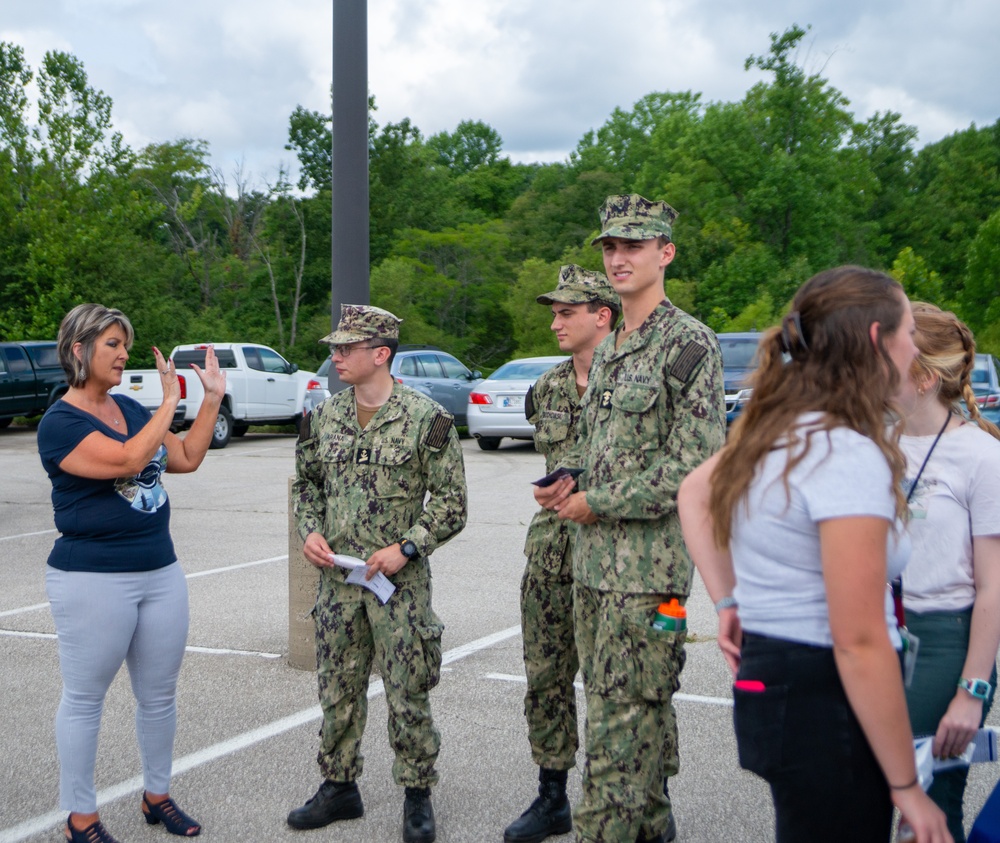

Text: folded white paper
xmin=330 ymin=554 xmax=396 ymax=604
xmin=914 ymin=728 xmax=998 ymax=789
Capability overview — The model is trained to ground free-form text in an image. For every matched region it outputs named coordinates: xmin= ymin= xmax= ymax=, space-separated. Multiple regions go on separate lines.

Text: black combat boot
xmin=503 ymin=767 xmax=572 ymax=843
xmin=403 ymin=786 xmax=436 ymax=843
xmin=287 ymin=780 xmax=363 ymax=829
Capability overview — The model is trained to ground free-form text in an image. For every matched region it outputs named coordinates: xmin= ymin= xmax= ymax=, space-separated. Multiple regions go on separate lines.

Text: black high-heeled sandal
xmin=64 ymin=815 xmax=121 ymax=843
xmin=142 ymin=794 xmax=202 ymax=837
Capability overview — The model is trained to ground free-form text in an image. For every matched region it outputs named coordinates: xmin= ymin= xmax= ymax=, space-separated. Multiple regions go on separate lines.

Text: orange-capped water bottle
xmin=653 ymin=599 xmax=686 ymax=632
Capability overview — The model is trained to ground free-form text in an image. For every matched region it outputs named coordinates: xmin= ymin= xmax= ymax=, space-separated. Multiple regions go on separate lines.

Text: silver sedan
xmin=466 ymin=356 xmax=568 ymax=450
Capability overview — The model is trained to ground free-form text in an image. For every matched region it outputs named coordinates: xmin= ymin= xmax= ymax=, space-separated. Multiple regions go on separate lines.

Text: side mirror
xmin=289 ymin=363 xmax=299 ymax=374
xmin=470 ymin=371 xmax=482 ymax=380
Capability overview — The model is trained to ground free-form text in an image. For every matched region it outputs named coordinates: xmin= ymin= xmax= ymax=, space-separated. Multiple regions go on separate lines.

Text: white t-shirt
xmin=901 ymin=421 xmax=1000 ymax=613
xmin=731 ymin=415 xmax=909 ymax=648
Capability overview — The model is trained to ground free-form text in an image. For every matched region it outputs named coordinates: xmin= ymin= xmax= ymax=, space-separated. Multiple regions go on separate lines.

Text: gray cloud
xmin=1 ymin=0 xmax=996 ymax=189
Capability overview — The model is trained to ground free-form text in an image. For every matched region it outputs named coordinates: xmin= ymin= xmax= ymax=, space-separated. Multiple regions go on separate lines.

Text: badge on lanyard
xmin=599 ymin=389 xmax=613 ymax=409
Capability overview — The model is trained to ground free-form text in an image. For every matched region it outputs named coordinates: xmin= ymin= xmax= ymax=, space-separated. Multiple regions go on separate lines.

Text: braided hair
xmin=910 ymin=302 xmax=1000 ymax=440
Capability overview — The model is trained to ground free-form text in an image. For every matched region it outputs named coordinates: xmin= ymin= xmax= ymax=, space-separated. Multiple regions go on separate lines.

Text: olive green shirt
xmin=569 ymin=300 xmax=725 ymax=594
xmin=293 ymin=383 xmax=468 ymax=582
xmin=523 ymin=359 xmax=582 ymax=573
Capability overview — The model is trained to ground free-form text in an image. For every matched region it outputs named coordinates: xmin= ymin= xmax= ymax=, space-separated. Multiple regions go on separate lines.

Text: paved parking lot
xmin=1 ymin=424 xmax=997 ymax=842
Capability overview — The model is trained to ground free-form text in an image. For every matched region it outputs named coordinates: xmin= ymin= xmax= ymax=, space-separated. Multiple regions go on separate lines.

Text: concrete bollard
xmin=288 ymin=477 xmax=320 ymax=670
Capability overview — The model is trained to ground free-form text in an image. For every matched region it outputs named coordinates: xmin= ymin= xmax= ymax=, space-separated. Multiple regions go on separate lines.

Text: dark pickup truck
xmin=0 ymin=341 xmax=68 ymax=427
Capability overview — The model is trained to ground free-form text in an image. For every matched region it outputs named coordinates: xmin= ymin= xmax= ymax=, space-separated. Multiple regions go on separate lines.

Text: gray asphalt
xmin=1 ymin=425 xmax=997 ymax=843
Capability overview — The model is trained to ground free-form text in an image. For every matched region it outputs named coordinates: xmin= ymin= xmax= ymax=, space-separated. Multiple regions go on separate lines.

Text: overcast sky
xmin=2 ymin=0 xmax=997 ymax=189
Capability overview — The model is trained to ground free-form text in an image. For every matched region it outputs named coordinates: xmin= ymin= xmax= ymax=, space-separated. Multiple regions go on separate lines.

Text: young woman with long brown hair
xmin=678 ymin=267 xmax=951 ymax=842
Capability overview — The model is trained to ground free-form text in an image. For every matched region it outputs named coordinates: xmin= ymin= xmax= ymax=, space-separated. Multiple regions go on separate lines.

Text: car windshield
xmin=719 ymin=338 xmax=760 ymax=369
xmin=972 ymin=356 xmax=989 ymax=385
xmin=490 ymin=360 xmax=561 ymax=380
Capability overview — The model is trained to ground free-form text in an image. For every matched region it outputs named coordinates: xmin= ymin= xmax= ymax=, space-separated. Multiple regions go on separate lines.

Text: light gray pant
xmin=46 ymin=562 xmax=189 ymax=812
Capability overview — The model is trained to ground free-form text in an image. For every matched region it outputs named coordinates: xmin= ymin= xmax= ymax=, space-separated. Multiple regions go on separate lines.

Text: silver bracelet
xmin=714 ymin=595 xmax=738 ymax=613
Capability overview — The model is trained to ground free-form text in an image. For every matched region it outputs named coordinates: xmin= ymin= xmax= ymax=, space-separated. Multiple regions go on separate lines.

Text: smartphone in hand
xmin=532 ymin=467 xmax=584 ymax=487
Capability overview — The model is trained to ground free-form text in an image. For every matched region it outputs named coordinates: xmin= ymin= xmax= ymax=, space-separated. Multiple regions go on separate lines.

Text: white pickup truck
xmin=111 ymin=342 xmax=316 ymax=449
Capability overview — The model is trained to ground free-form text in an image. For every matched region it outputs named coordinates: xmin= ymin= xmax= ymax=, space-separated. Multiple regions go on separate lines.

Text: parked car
xmin=110 ymin=343 xmax=316 ymax=449
xmin=972 ymin=352 xmax=1000 ymax=424
xmin=717 ymin=332 xmax=763 ymax=427
xmin=467 ymin=356 xmax=568 ymax=450
xmin=304 ymin=345 xmax=483 ymax=426
xmin=302 ymin=360 xmax=331 ymax=415
xmin=391 ymin=345 xmax=482 ymax=426
xmin=0 ymin=341 xmax=68 ymax=426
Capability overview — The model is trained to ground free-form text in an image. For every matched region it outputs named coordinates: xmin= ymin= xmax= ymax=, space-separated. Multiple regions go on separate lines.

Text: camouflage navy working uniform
xmin=519 ymin=266 xmax=619 ymax=772
xmin=293 ymin=306 xmax=467 ymax=790
xmin=569 ymin=195 xmax=726 ymax=843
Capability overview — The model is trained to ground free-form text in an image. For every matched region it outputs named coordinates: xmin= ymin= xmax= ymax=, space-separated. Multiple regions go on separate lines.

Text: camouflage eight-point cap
xmin=536 ymin=264 xmax=620 ymax=307
xmin=592 ymin=193 xmax=679 ymax=244
xmin=320 ymin=304 xmax=402 ymax=345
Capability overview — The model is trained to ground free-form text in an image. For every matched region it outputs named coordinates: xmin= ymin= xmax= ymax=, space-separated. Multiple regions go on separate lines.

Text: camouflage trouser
xmin=572 ymin=584 xmax=686 ymax=843
xmin=313 ymin=570 xmax=444 ymax=788
xmin=520 ymin=542 xmax=579 ymax=770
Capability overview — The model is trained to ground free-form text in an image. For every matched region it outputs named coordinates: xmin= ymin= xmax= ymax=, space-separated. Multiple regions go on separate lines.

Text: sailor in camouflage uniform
xmin=505 ymin=266 xmax=620 ymax=843
xmin=535 ymin=196 xmax=726 ymax=843
xmin=287 ymin=304 xmax=467 ymax=843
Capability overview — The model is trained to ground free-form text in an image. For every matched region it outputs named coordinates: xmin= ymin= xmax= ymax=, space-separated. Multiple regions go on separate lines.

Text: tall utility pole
xmin=328 ymin=0 xmax=369 ymax=393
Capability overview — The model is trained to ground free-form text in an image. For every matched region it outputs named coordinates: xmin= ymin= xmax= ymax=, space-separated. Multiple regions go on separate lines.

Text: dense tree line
xmin=1 ymin=25 xmax=998 ymax=374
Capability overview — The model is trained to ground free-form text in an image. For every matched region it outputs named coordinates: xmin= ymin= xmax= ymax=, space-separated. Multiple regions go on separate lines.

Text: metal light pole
xmin=328 ymin=0 xmax=369 ymax=394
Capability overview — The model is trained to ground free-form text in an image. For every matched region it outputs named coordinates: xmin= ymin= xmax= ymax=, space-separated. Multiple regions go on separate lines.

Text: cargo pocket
xmin=596 ymin=612 xmax=687 ymax=703
xmin=732 ymin=682 xmax=788 ymax=779
xmin=623 ymin=613 xmax=687 ymax=703
xmin=408 ymin=621 xmax=444 ymax=694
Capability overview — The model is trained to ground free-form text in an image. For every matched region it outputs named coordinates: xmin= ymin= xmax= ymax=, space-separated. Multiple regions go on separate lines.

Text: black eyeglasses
xmin=331 ymin=344 xmax=384 ymax=358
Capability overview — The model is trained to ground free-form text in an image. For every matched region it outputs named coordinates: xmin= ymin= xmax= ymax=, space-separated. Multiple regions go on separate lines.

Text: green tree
xmin=427 ymin=119 xmax=503 ymax=174
xmin=889 ymin=247 xmax=945 ymax=307
xmin=896 ymin=121 xmax=1000 ymax=296
xmin=961 ymin=209 xmax=1000 ymax=339
xmin=388 ymin=222 xmax=515 ymax=368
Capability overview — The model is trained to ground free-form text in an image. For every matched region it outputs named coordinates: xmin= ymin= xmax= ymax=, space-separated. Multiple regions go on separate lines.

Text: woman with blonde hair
xmin=678 ymin=267 xmax=951 ymax=842
xmin=38 ymin=303 xmax=225 ymax=843
xmin=896 ymin=303 xmax=1000 ymax=842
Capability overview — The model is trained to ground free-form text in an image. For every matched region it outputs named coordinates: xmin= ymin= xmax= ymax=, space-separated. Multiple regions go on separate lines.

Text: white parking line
xmin=0 ymin=601 xmax=50 ymax=620
xmin=0 ymin=528 xmax=57 ymax=542
xmin=185 ymin=555 xmax=287 ymax=579
xmin=484 ymin=671 xmax=735 ymax=708
xmin=0 ymin=555 xmax=287 ymax=619
xmin=0 ymin=629 xmax=283 ymax=660
xmin=0 ymin=624 xmax=521 ymax=843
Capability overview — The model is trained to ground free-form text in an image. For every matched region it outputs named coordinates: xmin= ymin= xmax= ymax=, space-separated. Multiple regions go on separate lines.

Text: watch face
xmin=401 ymin=540 xmax=417 ymax=558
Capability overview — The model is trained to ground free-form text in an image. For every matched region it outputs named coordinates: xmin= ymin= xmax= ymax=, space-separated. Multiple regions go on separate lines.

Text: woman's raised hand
xmin=189 ymin=345 xmax=226 ymax=402
xmin=153 ymin=346 xmax=181 ymax=403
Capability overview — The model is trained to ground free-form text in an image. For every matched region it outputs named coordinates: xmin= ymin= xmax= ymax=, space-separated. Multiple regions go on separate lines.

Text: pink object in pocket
xmin=734 ymin=679 xmax=766 ymax=693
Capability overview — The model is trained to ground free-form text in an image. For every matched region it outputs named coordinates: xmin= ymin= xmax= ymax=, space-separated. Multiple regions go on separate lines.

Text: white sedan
xmin=466 ymin=356 xmax=568 ymax=450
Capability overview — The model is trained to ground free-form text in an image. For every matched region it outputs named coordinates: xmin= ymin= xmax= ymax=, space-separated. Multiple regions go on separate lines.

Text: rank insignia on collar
xmin=356 ymin=447 xmax=371 ymax=465
xmin=599 ymin=389 xmax=613 ymax=409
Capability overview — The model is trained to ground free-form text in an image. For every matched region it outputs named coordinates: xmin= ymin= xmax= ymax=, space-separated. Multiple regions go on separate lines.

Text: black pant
xmin=733 ymin=633 xmax=894 ymax=843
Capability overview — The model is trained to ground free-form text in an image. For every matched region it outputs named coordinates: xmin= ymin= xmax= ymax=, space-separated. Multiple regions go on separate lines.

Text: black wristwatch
xmin=399 ymin=539 xmax=419 ymax=560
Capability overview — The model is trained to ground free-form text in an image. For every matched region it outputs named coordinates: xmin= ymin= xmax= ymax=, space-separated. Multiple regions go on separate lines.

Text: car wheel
xmin=232 ymin=423 xmax=249 ymax=438
xmin=476 ymin=436 xmax=501 ymax=451
xmin=210 ymin=405 xmax=233 ymax=449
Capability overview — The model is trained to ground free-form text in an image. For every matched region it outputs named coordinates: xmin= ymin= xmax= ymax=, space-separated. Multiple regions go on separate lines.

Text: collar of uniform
xmin=608 ymin=299 xmax=674 ymax=359
xmin=357 ymin=384 xmax=404 ymax=432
